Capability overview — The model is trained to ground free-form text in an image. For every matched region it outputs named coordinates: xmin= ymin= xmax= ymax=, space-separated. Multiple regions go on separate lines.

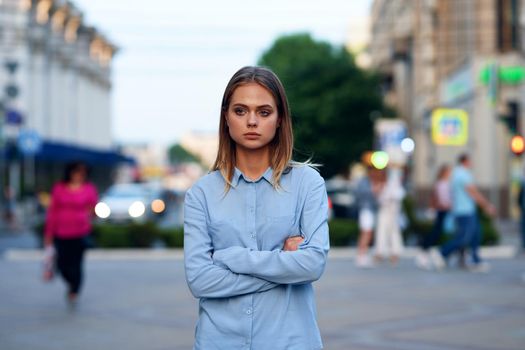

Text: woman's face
xmin=71 ymin=167 xmax=87 ymax=184
xmin=226 ymin=82 xmax=280 ymax=152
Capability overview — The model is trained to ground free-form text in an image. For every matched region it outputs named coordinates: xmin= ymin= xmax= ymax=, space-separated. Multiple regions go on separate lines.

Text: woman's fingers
xmin=283 ymin=236 xmax=304 ymax=251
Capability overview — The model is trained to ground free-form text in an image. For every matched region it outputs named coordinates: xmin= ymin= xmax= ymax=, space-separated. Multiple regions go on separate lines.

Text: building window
xmin=497 ymin=0 xmax=520 ymax=52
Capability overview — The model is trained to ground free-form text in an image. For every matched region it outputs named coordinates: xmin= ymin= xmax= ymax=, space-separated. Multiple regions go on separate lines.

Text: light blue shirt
xmin=184 ymin=165 xmax=329 ymax=350
xmin=451 ymin=165 xmax=475 ymax=215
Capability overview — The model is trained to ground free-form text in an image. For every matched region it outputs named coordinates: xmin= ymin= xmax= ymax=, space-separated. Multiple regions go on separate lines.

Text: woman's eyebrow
xmin=231 ymin=103 xmax=248 ymax=108
xmin=256 ymin=104 xmax=274 ymax=109
xmin=231 ymin=103 xmax=274 ymax=109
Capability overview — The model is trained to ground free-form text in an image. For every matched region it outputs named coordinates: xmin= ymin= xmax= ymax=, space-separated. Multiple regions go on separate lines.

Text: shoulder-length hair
xmin=212 ymin=66 xmax=295 ymax=191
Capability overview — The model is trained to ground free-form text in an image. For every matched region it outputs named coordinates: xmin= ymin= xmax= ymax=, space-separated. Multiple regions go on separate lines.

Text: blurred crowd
xmin=354 ymin=152 xmax=501 ymax=273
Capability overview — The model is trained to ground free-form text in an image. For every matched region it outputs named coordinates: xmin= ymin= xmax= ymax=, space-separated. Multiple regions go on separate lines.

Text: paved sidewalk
xmin=1 ymin=253 xmax=524 ymax=350
xmin=1 ymin=219 xmax=524 ymax=349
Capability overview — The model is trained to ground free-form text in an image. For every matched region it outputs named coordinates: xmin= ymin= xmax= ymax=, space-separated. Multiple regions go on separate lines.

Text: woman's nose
xmin=247 ymin=112 xmax=257 ymax=126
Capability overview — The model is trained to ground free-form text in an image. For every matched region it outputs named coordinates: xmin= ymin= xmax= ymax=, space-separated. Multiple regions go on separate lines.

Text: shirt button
xmin=246 ymin=308 xmax=252 ymax=315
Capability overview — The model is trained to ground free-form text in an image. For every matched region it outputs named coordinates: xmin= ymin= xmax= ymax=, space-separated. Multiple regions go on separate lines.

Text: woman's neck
xmin=235 ymin=147 xmax=270 ymax=180
xmin=67 ymin=181 xmax=83 ymax=190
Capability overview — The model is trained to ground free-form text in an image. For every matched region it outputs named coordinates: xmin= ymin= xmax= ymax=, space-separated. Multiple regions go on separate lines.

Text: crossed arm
xmin=184 ymin=175 xmax=329 ymax=298
xmin=213 ymin=177 xmax=329 ymax=284
xmin=184 ymin=188 xmax=278 ymax=299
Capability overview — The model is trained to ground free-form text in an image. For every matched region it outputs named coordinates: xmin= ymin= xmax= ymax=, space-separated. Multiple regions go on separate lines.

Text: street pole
xmin=489 ymin=62 xmax=500 ymax=213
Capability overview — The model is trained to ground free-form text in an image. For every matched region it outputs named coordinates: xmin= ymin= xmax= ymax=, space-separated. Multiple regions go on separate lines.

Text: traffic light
xmin=511 ymin=135 xmax=525 ymax=155
xmin=500 ymin=101 xmax=519 ymax=133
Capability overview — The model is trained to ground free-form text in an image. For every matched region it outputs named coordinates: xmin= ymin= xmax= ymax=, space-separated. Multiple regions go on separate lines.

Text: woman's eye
xmin=234 ymin=108 xmax=246 ymax=115
xmin=260 ymin=110 xmax=271 ymax=117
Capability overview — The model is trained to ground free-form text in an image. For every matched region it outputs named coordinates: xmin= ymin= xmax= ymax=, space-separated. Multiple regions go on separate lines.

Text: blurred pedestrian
xmin=415 ymin=164 xmax=452 ymax=270
xmin=184 ymin=66 xmax=329 ymax=349
xmin=519 ymin=178 xmax=525 ymax=252
xmin=355 ymin=165 xmax=383 ymax=268
xmin=3 ymin=185 xmax=17 ymax=230
xmin=44 ymin=162 xmax=98 ymax=306
xmin=374 ymin=165 xmax=405 ymax=265
xmin=432 ymin=154 xmax=496 ymax=272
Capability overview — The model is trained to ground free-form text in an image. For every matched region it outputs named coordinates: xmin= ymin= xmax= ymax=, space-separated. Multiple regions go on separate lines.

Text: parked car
xmin=325 ymin=179 xmax=358 ymax=220
xmin=95 ymin=183 xmax=168 ymax=223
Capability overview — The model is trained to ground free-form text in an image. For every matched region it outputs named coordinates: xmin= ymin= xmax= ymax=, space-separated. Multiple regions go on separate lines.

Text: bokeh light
xmin=95 ymin=202 xmax=111 ymax=219
xmin=371 ymin=151 xmax=389 ymax=169
xmin=511 ymin=135 xmax=525 ymax=155
xmin=151 ymin=199 xmax=166 ymax=213
xmin=401 ymin=137 xmax=415 ymax=153
xmin=128 ymin=201 xmax=145 ymax=218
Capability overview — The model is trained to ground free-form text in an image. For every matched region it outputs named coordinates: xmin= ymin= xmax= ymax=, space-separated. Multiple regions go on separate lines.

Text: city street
xmin=1 ymin=246 xmax=524 ymax=350
xmin=2 ymin=1 xmax=525 ymax=349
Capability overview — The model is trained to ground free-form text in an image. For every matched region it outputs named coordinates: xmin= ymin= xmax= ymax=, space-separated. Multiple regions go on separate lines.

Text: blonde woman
xmin=184 ymin=66 xmax=329 ymax=349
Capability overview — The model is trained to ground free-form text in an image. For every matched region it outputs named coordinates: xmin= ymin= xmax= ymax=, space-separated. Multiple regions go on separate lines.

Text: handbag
xmin=42 ymin=246 xmax=55 ymax=282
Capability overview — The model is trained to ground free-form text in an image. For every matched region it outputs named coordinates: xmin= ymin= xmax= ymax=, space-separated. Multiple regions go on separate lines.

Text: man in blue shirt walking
xmin=432 ymin=154 xmax=496 ymax=272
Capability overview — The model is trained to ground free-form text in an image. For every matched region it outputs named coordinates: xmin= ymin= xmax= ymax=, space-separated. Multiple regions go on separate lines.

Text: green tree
xmin=259 ymin=33 xmax=388 ymax=178
xmin=168 ymin=144 xmax=199 ymax=165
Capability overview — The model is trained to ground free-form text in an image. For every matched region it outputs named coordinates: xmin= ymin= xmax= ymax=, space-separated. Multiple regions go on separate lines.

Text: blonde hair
xmin=212 ymin=66 xmax=295 ymax=191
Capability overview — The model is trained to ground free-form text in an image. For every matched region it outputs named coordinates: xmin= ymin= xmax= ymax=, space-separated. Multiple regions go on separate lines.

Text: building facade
xmin=369 ymin=0 xmax=525 ymax=216
xmin=0 ymin=0 xmax=127 ymax=197
xmin=1 ymin=0 xmax=116 ymax=148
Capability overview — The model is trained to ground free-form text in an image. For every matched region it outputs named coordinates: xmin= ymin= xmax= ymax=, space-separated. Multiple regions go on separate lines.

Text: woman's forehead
xmin=231 ymin=83 xmax=276 ymax=105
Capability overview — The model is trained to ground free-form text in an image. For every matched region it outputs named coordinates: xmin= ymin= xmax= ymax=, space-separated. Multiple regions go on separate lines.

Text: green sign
xmin=480 ymin=65 xmax=525 ymax=85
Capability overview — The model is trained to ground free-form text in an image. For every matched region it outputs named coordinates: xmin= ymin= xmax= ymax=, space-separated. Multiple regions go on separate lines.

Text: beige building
xmin=0 ymin=0 xmax=123 ymax=198
xmin=0 ymin=0 xmax=117 ymax=149
xmin=369 ymin=0 xmax=525 ymax=216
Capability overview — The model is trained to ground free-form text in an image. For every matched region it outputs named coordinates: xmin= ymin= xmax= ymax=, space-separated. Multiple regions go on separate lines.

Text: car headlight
xmin=151 ymin=199 xmax=166 ymax=213
xmin=128 ymin=201 xmax=146 ymax=218
xmin=95 ymin=202 xmax=111 ymax=219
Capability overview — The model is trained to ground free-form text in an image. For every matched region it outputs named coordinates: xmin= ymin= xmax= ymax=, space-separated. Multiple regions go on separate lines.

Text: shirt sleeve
xmin=184 ymin=186 xmax=278 ymax=299
xmin=213 ymin=173 xmax=330 ymax=285
xmin=464 ymin=171 xmax=474 ymax=186
xmin=44 ymin=184 xmax=60 ymax=239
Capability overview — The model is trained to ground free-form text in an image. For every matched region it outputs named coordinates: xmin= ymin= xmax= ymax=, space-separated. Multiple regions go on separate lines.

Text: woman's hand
xmin=483 ymin=202 xmax=497 ymax=217
xmin=44 ymin=235 xmax=53 ymax=248
xmin=283 ymin=236 xmax=304 ymax=251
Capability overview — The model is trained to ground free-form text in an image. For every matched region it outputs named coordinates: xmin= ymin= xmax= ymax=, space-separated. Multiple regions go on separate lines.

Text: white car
xmin=95 ymin=183 xmax=167 ymax=223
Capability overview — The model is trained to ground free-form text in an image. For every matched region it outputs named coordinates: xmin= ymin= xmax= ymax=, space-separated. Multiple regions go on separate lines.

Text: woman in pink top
xmin=44 ymin=162 xmax=98 ymax=305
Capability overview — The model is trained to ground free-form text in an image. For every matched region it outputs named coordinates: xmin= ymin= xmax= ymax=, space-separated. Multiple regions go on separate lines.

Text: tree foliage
xmin=258 ymin=33 xmax=387 ymax=178
xmin=168 ymin=144 xmax=199 ymax=165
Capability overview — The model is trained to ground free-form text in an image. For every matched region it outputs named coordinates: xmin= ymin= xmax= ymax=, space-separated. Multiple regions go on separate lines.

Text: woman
xmin=44 ymin=162 xmax=98 ymax=305
xmin=415 ymin=164 xmax=452 ymax=270
xmin=355 ymin=165 xmax=383 ymax=268
xmin=374 ymin=165 xmax=405 ymax=265
xmin=184 ymin=66 xmax=329 ymax=349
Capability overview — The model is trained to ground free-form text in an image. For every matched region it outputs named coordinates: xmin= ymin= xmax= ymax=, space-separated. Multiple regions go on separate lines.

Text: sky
xmin=74 ymin=0 xmax=372 ymax=146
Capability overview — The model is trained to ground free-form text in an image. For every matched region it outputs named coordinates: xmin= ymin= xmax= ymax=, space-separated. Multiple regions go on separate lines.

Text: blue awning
xmin=33 ymin=140 xmax=135 ymax=166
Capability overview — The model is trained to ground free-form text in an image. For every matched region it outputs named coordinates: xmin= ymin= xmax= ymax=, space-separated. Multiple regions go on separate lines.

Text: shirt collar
xmin=232 ymin=167 xmax=274 ymax=187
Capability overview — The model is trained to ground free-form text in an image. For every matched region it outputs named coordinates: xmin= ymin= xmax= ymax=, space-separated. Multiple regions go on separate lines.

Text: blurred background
xmin=1 ymin=1 xmax=525 ymax=349
xmin=0 ymin=0 xmax=523 ymax=244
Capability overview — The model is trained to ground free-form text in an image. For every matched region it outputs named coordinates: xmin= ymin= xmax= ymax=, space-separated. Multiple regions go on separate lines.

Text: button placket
xmin=248 ymin=184 xmax=257 ymax=245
